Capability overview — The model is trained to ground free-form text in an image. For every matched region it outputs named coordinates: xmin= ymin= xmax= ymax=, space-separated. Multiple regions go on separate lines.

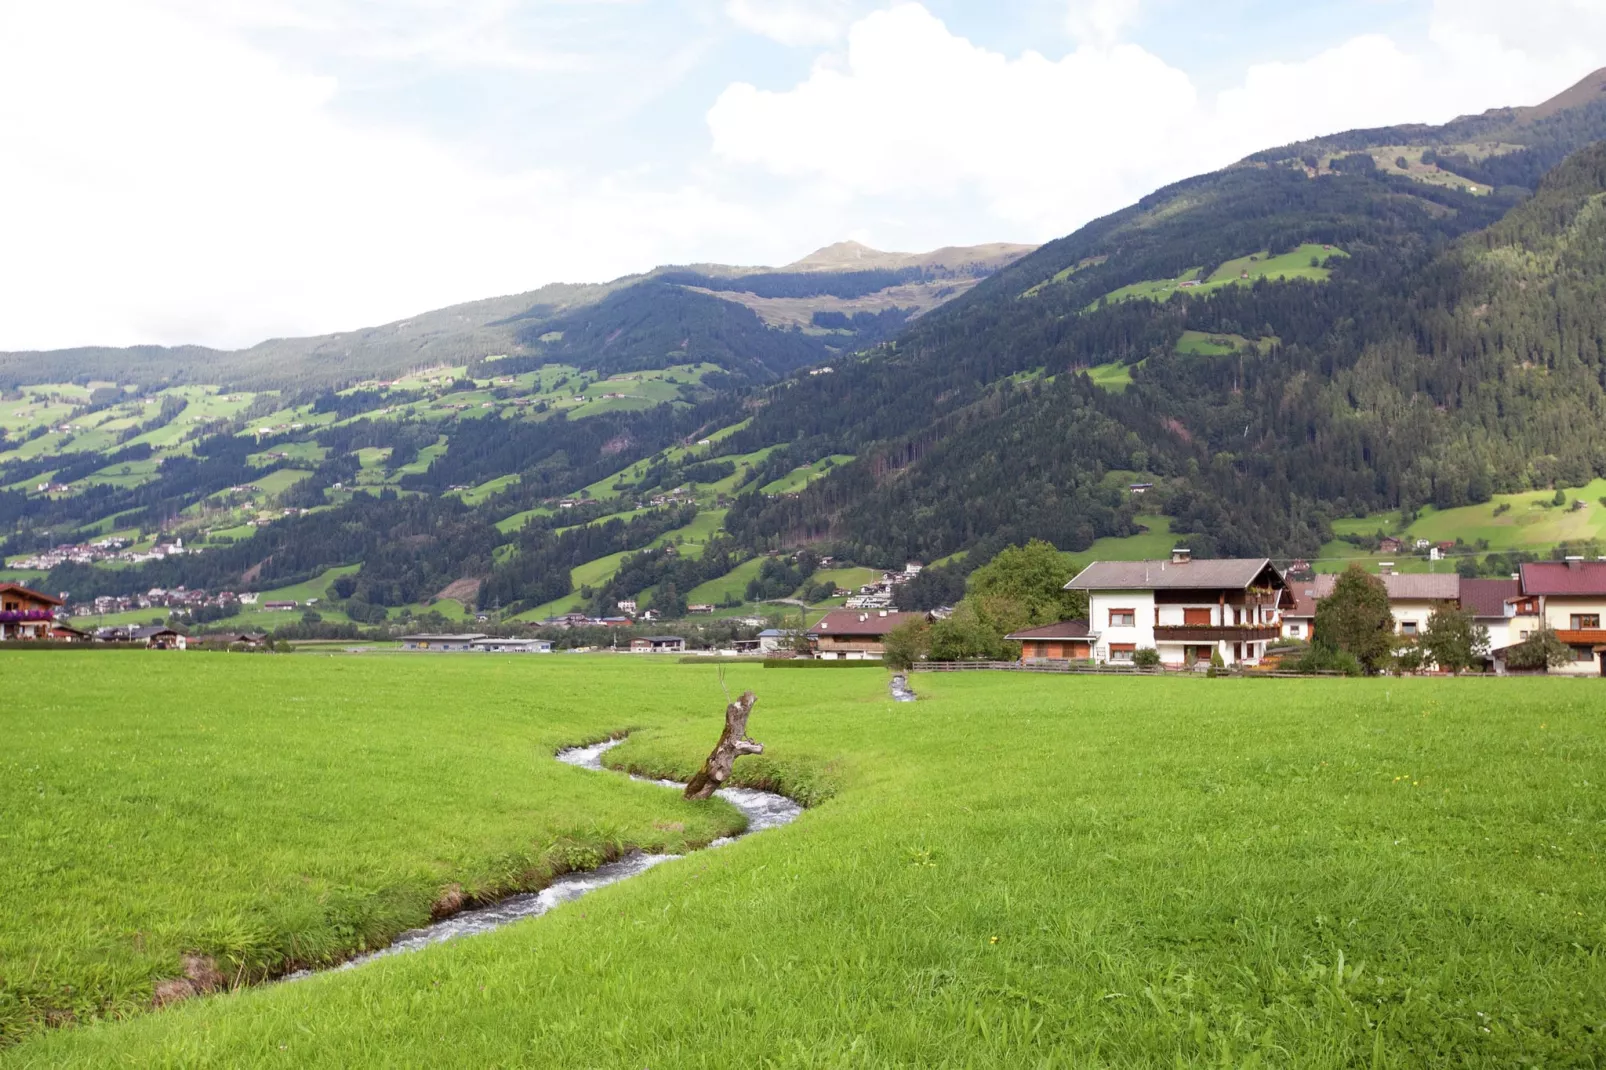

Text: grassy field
xmin=4 ymin=657 xmax=1603 ymax=1066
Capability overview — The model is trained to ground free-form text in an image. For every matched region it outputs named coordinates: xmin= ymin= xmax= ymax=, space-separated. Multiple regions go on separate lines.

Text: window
xmin=1108 ymin=644 xmax=1135 ymax=663
xmin=1574 ymin=646 xmax=1596 ymax=662
xmin=1571 ymin=614 xmax=1601 ymax=630
xmin=1109 ymin=609 xmax=1136 ymax=628
xmin=1401 ymin=621 xmax=1419 ymax=636
xmin=1183 ymin=607 xmax=1212 ymax=626
xmin=1287 ymin=624 xmax=1303 ymax=636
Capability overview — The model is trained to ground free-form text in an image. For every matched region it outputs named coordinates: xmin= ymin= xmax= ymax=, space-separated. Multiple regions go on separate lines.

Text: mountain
xmin=8 ymin=70 xmax=1606 ymax=628
xmin=0 ymin=241 xmax=1034 ymax=393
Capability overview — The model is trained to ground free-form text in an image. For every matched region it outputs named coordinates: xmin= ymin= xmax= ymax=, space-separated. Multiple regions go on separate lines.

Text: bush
xmin=1132 ymin=648 xmax=1161 ymax=669
xmin=1289 ymin=645 xmax=1365 ymax=676
xmin=1205 ymin=649 xmax=1226 ymax=678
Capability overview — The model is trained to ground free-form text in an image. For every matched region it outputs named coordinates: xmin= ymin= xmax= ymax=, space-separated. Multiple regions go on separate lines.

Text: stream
xmin=289 ymin=738 xmax=801 ymax=977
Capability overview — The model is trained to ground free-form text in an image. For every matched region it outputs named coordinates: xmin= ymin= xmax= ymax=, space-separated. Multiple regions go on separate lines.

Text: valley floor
xmin=2 ymin=655 xmax=1602 ymax=1067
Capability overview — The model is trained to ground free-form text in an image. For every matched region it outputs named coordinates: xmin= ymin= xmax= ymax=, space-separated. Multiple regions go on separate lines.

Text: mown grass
xmin=3 ymin=660 xmax=1604 ymax=1067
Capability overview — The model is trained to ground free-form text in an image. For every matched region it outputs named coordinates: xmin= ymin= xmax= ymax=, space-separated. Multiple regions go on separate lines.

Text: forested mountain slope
xmin=8 ymin=73 xmax=1606 ymax=628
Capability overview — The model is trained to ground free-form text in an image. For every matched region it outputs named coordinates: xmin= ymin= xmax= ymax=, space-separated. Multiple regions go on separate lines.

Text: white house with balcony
xmin=1064 ymin=550 xmax=1289 ymax=668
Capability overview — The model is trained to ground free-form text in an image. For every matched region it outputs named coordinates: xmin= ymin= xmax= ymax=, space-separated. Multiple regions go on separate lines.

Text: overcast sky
xmin=2 ymin=0 xmax=1603 ymax=351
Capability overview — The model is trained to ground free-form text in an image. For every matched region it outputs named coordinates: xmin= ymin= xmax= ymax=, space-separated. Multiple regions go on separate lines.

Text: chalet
xmin=132 ymin=625 xmax=186 ymax=650
xmin=808 ymin=609 xmax=930 ymax=660
xmin=1280 ymin=582 xmax=1319 ymax=640
xmin=1064 ymin=550 xmax=1287 ymax=668
xmin=0 ymin=583 xmax=63 ymax=641
xmin=1379 ymin=537 xmax=1403 ymax=554
xmin=731 ymin=638 xmax=763 ymax=654
xmin=630 ymin=636 xmax=687 ymax=654
xmin=687 ymin=604 xmax=715 ymax=615
xmin=1516 ymin=559 xmax=1606 ymax=675
xmin=1005 ymin=621 xmax=1092 ymax=663
xmin=400 ymin=633 xmax=488 ymax=652
xmin=470 ymin=638 xmax=553 ymax=654
xmin=49 ymin=622 xmax=91 ymax=643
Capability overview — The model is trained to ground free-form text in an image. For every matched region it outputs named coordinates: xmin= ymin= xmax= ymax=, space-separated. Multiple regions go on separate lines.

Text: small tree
xmin=1393 ymin=640 xmax=1426 ymax=675
xmin=1504 ymin=627 xmax=1573 ymax=672
xmin=1132 ymin=647 xmax=1161 ymax=670
xmin=1552 ymin=488 xmax=1568 ymax=507
xmin=1421 ymin=602 xmax=1489 ymax=674
xmin=882 ymin=618 xmax=931 ymax=671
xmin=1313 ymin=566 xmax=1394 ymax=673
xmin=1206 ymin=648 xmax=1226 ymax=678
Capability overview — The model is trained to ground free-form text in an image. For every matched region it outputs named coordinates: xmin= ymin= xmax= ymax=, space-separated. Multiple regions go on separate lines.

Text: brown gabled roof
xmin=1460 ymin=578 xmax=1521 ymax=619
xmin=1066 ymin=558 xmax=1286 ymax=592
xmin=0 ymin=582 xmax=64 ymax=607
xmin=809 ymin=609 xmax=927 ymax=637
xmin=1005 ymin=620 xmax=1092 ymax=641
xmin=1521 ymin=561 xmax=1606 ymax=597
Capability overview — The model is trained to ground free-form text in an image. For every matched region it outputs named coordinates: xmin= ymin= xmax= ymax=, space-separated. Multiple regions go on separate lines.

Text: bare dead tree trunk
xmin=684 ymin=690 xmax=762 ymax=800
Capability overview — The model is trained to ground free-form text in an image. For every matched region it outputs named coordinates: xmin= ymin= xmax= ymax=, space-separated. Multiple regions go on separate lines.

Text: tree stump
xmin=684 ymin=690 xmax=762 ymax=800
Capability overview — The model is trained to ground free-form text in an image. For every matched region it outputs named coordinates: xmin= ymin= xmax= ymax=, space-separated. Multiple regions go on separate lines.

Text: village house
xmin=0 ymin=583 xmax=63 ymax=641
xmin=807 ymin=609 xmax=930 ymax=660
xmin=630 ymin=636 xmax=687 ymax=654
xmin=400 ymin=633 xmax=487 ymax=652
xmin=1283 ymin=569 xmax=1461 ymax=643
xmin=1005 ymin=621 xmax=1093 ymax=664
xmin=1064 ymin=550 xmax=1288 ymax=668
xmin=1515 ymin=559 xmax=1606 ymax=675
xmin=132 ymin=625 xmax=186 ymax=650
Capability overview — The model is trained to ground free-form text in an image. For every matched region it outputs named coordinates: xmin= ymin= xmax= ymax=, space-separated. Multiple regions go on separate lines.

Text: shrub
xmin=1132 ymin=648 xmax=1161 ymax=670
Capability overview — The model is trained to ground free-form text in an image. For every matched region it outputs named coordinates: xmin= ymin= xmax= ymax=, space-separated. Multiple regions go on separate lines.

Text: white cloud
xmin=709 ymin=4 xmax=1197 ymax=231
xmin=724 ymin=0 xmax=858 ymax=46
xmin=1064 ymin=0 xmax=1143 ymax=48
xmin=709 ymin=1 xmax=1606 ymax=241
xmin=0 ymin=1 xmax=764 ymax=351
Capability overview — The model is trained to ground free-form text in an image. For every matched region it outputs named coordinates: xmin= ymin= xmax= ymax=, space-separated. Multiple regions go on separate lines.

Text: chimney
xmin=1379 ymin=562 xmax=1395 ymax=576
xmin=1567 ymin=555 xmax=1585 ymax=570
xmin=1171 ymin=547 xmax=1192 ymax=565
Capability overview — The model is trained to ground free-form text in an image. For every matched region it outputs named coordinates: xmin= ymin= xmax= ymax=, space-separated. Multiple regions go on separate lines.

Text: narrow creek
xmin=289 ymin=738 xmax=801 ymax=978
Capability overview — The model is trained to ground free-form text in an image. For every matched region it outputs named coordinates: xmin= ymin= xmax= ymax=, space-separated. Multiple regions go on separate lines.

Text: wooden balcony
xmin=1153 ymin=625 xmax=1281 ymax=643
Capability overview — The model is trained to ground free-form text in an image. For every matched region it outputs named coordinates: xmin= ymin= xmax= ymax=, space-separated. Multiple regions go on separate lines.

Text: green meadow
xmin=3 ymin=654 xmax=1603 ymax=1066
xmin=1089 ymin=244 xmax=1347 ymax=311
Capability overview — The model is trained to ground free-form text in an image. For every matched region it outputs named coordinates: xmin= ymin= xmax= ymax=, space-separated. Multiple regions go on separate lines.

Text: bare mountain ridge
xmin=0 ymin=241 xmax=1035 ymax=392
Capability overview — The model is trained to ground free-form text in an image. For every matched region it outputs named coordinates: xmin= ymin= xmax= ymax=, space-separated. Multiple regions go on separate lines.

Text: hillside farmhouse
xmin=1064 ymin=550 xmax=1287 ymax=668
xmin=0 ymin=583 xmax=63 ymax=641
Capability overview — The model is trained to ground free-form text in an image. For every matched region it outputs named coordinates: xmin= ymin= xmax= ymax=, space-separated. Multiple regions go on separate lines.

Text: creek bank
xmin=286 ymin=737 xmax=801 ymax=979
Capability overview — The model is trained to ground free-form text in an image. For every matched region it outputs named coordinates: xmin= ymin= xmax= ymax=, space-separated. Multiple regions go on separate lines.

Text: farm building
xmin=400 ymin=633 xmax=488 ymax=652
xmin=470 ymin=638 xmax=553 ymax=654
xmin=630 ymin=636 xmax=687 ymax=654
xmin=1005 ymin=621 xmax=1093 ymax=663
xmin=0 ymin=583 xmax=63 ymax=641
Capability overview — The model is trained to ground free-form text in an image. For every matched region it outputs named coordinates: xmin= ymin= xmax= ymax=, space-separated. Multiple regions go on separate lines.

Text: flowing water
xmin=288 ymin=738 xmax=800 ymax=978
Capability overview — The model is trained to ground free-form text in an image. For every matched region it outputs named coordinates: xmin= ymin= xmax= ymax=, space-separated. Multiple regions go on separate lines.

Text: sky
xmin=1 ymin=0 xmax=1603 ymax=352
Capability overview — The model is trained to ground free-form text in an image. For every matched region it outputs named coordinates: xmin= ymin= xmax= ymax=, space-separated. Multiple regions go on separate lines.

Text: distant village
xmin=4 ymin=549 xmax=1602 ymax=675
